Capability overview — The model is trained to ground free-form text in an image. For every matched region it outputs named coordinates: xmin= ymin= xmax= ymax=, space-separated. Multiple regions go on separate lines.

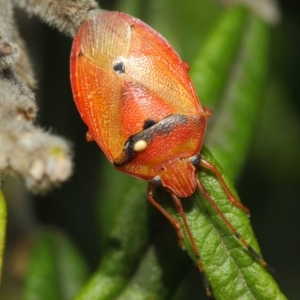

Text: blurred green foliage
xmin=1 ymin=0 xmax=299 ymax=299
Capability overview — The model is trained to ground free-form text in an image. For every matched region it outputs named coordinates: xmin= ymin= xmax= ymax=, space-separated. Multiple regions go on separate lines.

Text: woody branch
xmin=0 ymin=0 xmax=99 ymax=192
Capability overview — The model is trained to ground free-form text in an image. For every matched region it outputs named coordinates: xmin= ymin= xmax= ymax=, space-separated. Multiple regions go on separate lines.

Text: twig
xmin=0 ymin=0 xmax=99 ymax=191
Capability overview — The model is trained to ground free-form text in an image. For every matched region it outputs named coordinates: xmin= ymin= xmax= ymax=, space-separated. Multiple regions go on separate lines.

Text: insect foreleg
xmin=199 ymin=155 xmax=250 ymax=215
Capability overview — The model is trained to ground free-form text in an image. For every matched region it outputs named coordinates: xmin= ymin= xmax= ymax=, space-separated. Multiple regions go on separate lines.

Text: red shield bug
xmin=70 ymin=11 xmax=271 ymax=298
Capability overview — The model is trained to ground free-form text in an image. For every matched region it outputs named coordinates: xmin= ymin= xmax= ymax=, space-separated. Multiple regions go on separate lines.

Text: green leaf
xmin=0 ymin=189 xmax=6 ymax=284
xmin=190 ymin=6 xmax=248 ymax=109
xmin=104 ymin=226 xmax=191 ymax=300
xmin=23 ymin=229 xmax=89 ymax=300
xmin=75 ymin=4 xmax=286 ymax=300
xmin=116 ymin=0 xmax=223 ymax=61
xmin=195 ymin=7 xmax=271 ymax=179
xmin=164 ymin=148 xmax=286 ymax=300
xmin=87 ymin=150 xmax=286 ymax=300
xmin=75 ymin=176 xmax=156 ymax=300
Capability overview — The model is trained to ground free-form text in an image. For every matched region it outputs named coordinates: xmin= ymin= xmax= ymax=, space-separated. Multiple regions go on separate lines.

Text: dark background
xmin=2 ymin=1 xmax=300 ymax=299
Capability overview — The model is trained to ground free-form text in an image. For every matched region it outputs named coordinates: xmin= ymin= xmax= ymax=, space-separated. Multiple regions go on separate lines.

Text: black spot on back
xmin=143 ymin=119 xmax=156 ymax=130
xmin=113 ymin=61 xmax=125 ymax=74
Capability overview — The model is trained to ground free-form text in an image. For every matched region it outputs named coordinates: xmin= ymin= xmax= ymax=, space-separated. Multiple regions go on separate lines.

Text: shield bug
xmin=70 ymin=11 xmax=270 ymax=298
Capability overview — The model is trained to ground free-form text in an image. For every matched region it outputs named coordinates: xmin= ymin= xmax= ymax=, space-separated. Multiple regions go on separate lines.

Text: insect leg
xmin=199 ymin=155 xmax=250 ymax=215
xmin=148 ymin=183 xmax=214 ymax=299
xmin=147 ymin=183 xmax=184 ymax=248
xmin=170 ymin=193 xmax=214 ymax=300
xmin=196 ymin=178 xmax=273 ymax=273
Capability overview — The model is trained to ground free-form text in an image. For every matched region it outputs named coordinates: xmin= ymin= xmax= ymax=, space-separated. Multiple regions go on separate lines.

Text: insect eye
xmin=123 ymin=141 xmax=130 ymax=150
xmin=113 ymin=61 xmax=125 ymax=74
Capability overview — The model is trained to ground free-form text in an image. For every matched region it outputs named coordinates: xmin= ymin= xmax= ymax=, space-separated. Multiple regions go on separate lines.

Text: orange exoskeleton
xmin=70 ymin=11 xmax=270 ymax=299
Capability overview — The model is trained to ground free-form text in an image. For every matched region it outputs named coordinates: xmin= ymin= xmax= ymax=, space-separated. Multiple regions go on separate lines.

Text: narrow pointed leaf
xmin=109 ymin=220 xmax=193 ymax=300
xmin=190 ymin=6 xmax=248 ymax=109
xmin=164 ymin=148 xmax=286 ymax=300
xmin=0 ymin=189 xmax=6 ymax=284
xmin=190 ymin=6 xmax=271 ymax=179
xmin=74 ymin=3 xmax=286 ymax=300
xmin=109 ymin=149 xmax=286 ymax=300
xmin=75 ymin=179 xmax=153 ymax=300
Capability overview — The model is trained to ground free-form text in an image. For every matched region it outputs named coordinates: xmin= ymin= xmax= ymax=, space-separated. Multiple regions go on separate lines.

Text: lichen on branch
xmin=0 ymin=0 xmax=99 ymax=191
xmin=13 ymin=0 xmax=99 ymax=37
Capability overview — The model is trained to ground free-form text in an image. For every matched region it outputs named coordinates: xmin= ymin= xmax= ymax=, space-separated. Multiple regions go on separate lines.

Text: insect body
xmin=70 ymin=11 xmax=269 ymax=299
xmin=70 ymin=11 xmax=208 ymax=195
